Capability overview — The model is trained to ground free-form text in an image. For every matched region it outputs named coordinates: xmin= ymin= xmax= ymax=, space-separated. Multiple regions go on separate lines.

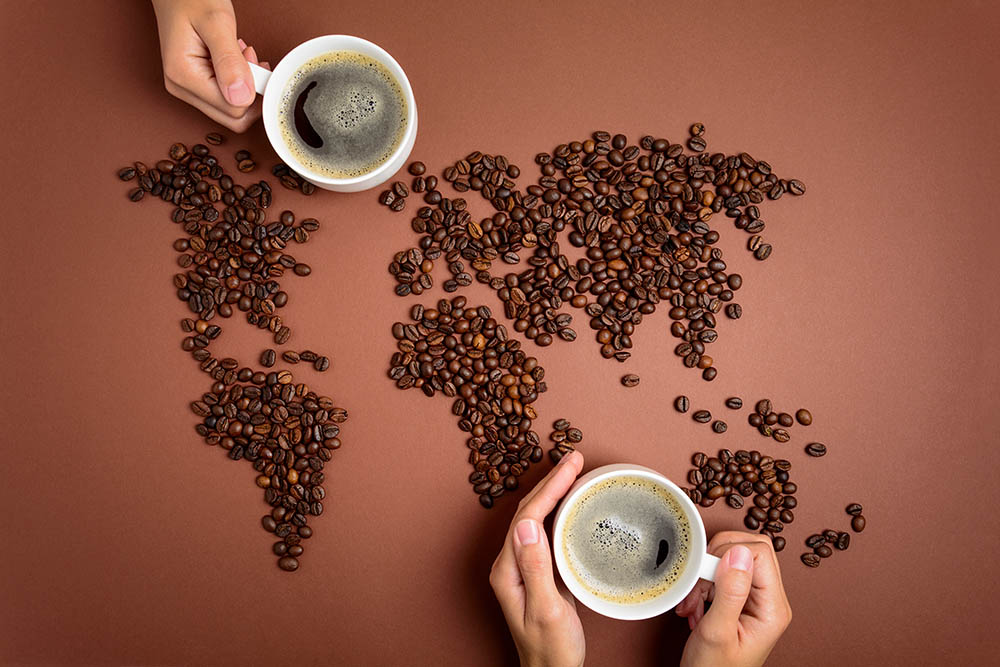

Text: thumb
xmin=698 ymin=545 xmax=754 ymax=638
xmin=512 ymin=519 xmax=562 ymax=622
xmin=197 ymin=18 xmax=255 ymax=107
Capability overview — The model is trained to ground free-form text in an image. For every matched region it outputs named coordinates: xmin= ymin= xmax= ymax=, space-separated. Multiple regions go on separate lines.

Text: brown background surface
xmin=2 ymin=1 xmax=998 ymax=665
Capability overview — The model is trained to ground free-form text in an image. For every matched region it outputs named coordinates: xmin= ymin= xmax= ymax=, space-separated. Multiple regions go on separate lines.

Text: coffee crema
xmin=278 ymin=50 xmax=407 ymax=179
xmin=561 ymin=475 xmax=691 ymax=604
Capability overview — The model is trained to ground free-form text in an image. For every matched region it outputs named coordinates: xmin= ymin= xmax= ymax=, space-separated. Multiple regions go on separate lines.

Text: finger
xmin=676 ymin=578 xmax=712 ymax=617
xmin=165 ymin=79 xmax=260 ymax=133
xmin=242 ymin=45 xmax=259 ymax=66
xmin=489 ymin=452 xmax=584 ymax=618
xmin=695 ymin=545 xmax=754 ymax=640
xmin=192 ymin=12 xmax=255 ymax=107
xmin=513 ymin=518 xmax=563 ymax=624
xmin=260 ymin=61 xmax=271 ymax=69
xmin=238 ymin=38 xmax=247 ymax=50
xmin=515 ymin=450 xmax=584 ymax=522
xmin=708 ymin=533 xmax=787 ymax=607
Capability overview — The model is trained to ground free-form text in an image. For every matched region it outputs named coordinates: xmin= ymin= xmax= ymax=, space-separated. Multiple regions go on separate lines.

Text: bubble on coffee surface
xmin=278 ymin=51 xmax=408 ymax=179
xmin=562 ymin=476 xmax=691 ymax=604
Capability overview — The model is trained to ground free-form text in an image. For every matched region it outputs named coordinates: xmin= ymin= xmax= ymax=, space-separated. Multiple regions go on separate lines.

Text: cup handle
xmin=697 ymin=553 xmax=721 ymax=582
xmin=249 ymin=62 xmax=271 ymax=96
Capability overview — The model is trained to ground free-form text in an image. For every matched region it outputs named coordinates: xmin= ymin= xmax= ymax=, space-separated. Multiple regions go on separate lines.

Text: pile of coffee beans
xmin=549 ymin=418 xmax=583 ymax=463
xmin=190 ymin=364 xmax=346 ymax=572
xmin=745 ymin=398 xmax=814 ymax=445
xmin=120 ymin=137 xmax=345 ymax=571
xmin=388 ymin=296 xmax=548 ymax=508
xmin=384 ymin=126 xmax=805 ymax=378
xmin=682 ymin=448 xmax=797 ymax=553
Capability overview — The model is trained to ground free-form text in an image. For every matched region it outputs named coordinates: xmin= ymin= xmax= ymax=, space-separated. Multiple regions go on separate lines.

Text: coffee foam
xmin=277 ymin=50 xmax=408 ymax=179
xmin=561 ymin=476 xmax=691 ymax=605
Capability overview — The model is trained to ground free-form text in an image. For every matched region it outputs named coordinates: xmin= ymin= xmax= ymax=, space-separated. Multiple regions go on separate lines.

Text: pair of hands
xmin=490 ymin=451 xmax=792 ymax=667
xmin=152 ymin=0 xmax=267 ymax=132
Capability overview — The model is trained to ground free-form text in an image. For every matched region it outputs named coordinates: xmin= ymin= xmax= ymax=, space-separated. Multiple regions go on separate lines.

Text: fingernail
xmin=238 ymin=38 xmax=247 ymax=50
xmin=227 ymin=81 xmax=254 ymax=106
xmin=515 ymin=519 xmax=539 ymax=546
xmin=728 ymin=545 xmax=753 ymax=572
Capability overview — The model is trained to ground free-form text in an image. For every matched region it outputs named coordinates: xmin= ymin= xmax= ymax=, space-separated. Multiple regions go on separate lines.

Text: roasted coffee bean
xmin=777 ymin=413 xmax=794 ymax=427
xmin=674 ymin=396 xmax=690 ymax=413
xmin=712 ymin=420 xmax=727 ymax=434
xmin=805 ymin=442 xmax=827 ymax=457
xmin=795 ymin=408 xmax=813 ymax=425
xmin=725 ymin=303 xmax=742 ymax=319
xmin=282 ymin=351 xmax=301 ymax=364
xmin=772 ymin=536 xmax=786 ymax=552
xmin=835 ymin=532 xmax=851 ymax=550
xmin=621 ymin=374 xmax=640 ymax=387
xmin=408 ymin=161 xmax=426 ymax=175
xmin=851 ymin=515 xmax=867 ymax=532
xmin=806 ymin=534 xmax=826 ymax=548
xmin=754 ymin=243 xmax=773 ymax=261
xmin=726 ymin=494 xmax=744 ymax=509
xmin=725 ymin=397 xmax=743 ymax=410
xmin=823 ymin=529 xmax=840 ymax=542
xmin=801 ymin=553 xmax=821 ymax=568
xmin=772 ymin=429 xmax=790 ymax=443
xmin=692 ymin=410 xmax=712 ymax=423
xmin=814 ymin=545 xmax=833 ymax=558
xmin=314 ymin=356 xmax=331 ymax=372
xmin=277 ymin=556 xmax=299 ymax=571
xmin=755 ymin=399 xmax=772 ymax=416
xmin=748 ymin=413 xmax=763 ymax=427
xmin=205 ymin=132 xmax=223 ymax=145
xmin=846 ymin=503 xmax=863 ymax=516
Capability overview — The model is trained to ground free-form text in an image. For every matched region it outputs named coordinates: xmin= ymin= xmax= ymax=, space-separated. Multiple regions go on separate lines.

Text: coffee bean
xmin=777 ymin=413 xmax=794 ymax=427
xmin=823 ymin=529 xmax=840 ymax=542
xmin=260 ymin=349 xmax=276 ymax=367
xmin=805 ymin=442 xmax=827 ymax=457
xmin=282 ymin=351 xmax=301 ymax=364
xmin=687 ymin=136 xmax=707 ymax=152
xmin=772 ymin=536 xmax=786 ymax=552
xmin=788 ymin=179 xmax=806 ymax=195
xmin=726 ymin=494 xmax=744 ymax=509
xmin=796 ymin=409 xmax=813 ymax=425
xmin=754 ymin=243 xmax=773 ymax=261
xmin=772 ymin=429 xmax=790 ymax=443
xmin=118 ymin=166 xmax=137 ymax=181
xmin=712 ymin=420 xmax=727 ymax=434
xmin=806 ymin=534 xmax=826 ymax=548
xmin=755 ymin=399 xmax=772 ymax=416
xmin=748 ymin=413 xmax=763 ymax=427
xmin=674 ymin=396 xmax=690 ymax=413
xmin=725 ymin=397 xmax=743 ymax=410
xmin=835 ymin=532 xmax=851 ymax=550
xmin=693 ymin=410 xmax=712 ymax=423
xmin=205 ymin=132 xmax=224 ymax=145
xmin=851 ymin=515 xmax=866 ymax=532
xmin=621 ymin=374 xmax=640 ymax=387
xmin=845 ymin=503 xmax=863 ymax=516
xmin=801 ymin=553 xmax=821 ymax=568
xmin=293 ymin=263 xmax=311 ymax=276
xmin=278 ymin=556 xmax=299 ymax=571
xmin=814 ymin=545 xmax=833 ymax=558
xmin=725 ymin=303 xmax=742 ymax=319
xmin=314 ymin=356 xmax=331 ymax=372
xmin=408 ymin=161 xmax=426 ymax=175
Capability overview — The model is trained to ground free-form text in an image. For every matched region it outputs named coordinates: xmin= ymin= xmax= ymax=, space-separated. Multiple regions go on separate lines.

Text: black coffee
xmin=279 ymin=51 xmax=408 ymax=179
xmin=562 ymin=476 xmax=691 ymax=604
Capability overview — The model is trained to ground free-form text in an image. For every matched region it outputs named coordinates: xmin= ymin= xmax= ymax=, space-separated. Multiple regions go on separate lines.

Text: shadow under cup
xmin=552 ymin=465 xmax=713 ymax=621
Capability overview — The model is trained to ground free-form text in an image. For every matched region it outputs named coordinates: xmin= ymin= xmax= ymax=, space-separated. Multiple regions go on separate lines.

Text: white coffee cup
xmin=247 ymin=35 xmax=417 ymax=192
xmin=552 ymin=464 xmax=720 ymax=620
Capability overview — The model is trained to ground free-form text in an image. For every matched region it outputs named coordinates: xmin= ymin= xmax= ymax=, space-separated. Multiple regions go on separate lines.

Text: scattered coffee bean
xmin=772 ymin=428 xmax=790 ymax=443
xmin=205 ymin=132 xmax=224 ymax=145
xmin=777 ymin=413 xmax=793 ymax=427
xmin=756 ymin=399 xmax=772 ymax=416
xmin=806 ymin=534 xmax=826 ymax=548
xmin=772 ymin=536 xmax=786 ymax=552
xmin=260 ymin=349 xmax=276 ymax=367
xmin=314 ymin=356 xmax=330 ymax=372
xmin=712 ymin=420 xmax=727 ymax=434
xmin=282 ymin=351 xmax=301 ymax=364
xmin=846 ymin=503 xmax=863 ymax=516
xmin=801 ymin=553 xmax=821 ymax=568
xmin=814 ymin=545 xmax=833 ymax=558
xmin=621 ymin=374 xmax=640 ymax=387
xmin=795 ymin=408 xmax=812 ymax=425
xmin=805 ymin=442 xmax=827 ymax=457
xmin=725 ymin=304 xmax=743 ymax=319
xmin=674 ymin=396 xmax=690 ymax=413
xmin=278 ymin=556 xmax=299 ymax=572
xmin=692 ymin=410 xmax=712 ymax=423
xmin=835 ymin=532 xmax=851 ymax=550
xmin=725 ymin=397 xmax=743 ymax=410
xmin=851 ymin=515 xmax=866 ymax=532
xmin=408 ymin=161 xmax=426 ymax=175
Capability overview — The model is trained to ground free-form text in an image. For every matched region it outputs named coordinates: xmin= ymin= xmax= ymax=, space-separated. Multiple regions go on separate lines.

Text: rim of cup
xmin=552 ymin=464 xmax=710 ymax=621
xmin=260 ymin=34 xmax=417 ymax=187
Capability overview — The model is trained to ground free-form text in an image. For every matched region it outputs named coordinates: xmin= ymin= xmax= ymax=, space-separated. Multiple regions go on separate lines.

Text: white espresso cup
xmin=247 ymin=35 xmax=417 ymax=192
xmin=552 ymin=464 xmax=720 ymax=620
